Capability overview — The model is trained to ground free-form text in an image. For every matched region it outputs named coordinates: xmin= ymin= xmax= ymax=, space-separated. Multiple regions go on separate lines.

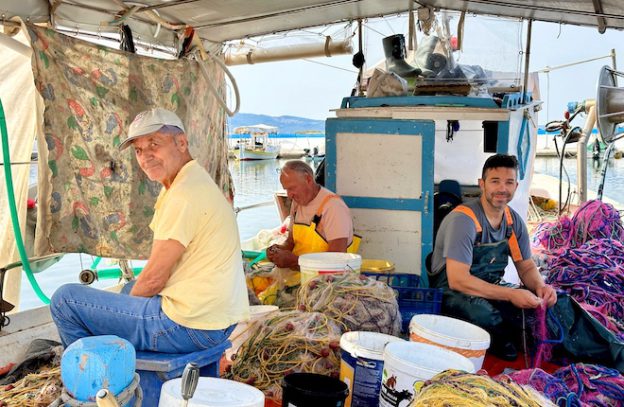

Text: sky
xmin=227 ymin=15 xmax=624 ymax=125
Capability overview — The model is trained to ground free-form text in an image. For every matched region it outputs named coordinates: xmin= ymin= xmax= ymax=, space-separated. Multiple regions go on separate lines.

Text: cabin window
xmin=516 ymin=116 xmax=531 ymax=180
xmin=482 ymin=121 xmax=498 ymax=153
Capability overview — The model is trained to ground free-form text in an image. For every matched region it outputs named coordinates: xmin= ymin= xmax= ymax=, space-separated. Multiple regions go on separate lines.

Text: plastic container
xmin=409 ymin=314 xmax=491 ymax=371
xmin=299 ymin=252 xmax=362 ymax=284
xmin=363 ymin=272 xmax=442 ymax=333
xmin=225 ymin=305 xmax=279 ymax=361
xmin=379 ymin=341 xmax=474 ymax=407
xmin=61 ymin=335 xmax=135 ymax=402
xmin=159 ymin=377 xmax=264 ymax=406
xmin=360 ymin=259 xmax=394 ymax=273
xmin=282 ymin=373 xmax=349 ymax=407
xmin=340 ymin=331 xmax=404 ymax=407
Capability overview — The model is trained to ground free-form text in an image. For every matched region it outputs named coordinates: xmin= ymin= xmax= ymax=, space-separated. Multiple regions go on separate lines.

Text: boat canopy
xmin=234 ymin=124 xmax=279 ymax=135
xmin=2 ymin=0 xmax=624 ymax=52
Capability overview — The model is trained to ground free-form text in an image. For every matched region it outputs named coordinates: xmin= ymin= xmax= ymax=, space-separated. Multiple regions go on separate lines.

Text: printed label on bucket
xmin=341 ymin=350 xmax=384 ymax=407
xmin=379 ymin=368 xmax=421 ymax=407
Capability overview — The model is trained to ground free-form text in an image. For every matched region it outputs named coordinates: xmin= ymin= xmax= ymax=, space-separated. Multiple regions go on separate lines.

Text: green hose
xmin=0 ymin=98 xmax=50 ymax=304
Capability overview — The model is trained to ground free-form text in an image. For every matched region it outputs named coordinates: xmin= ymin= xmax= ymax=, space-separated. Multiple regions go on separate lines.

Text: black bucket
xmin=281 ymin=373 xmax=349 ymax=407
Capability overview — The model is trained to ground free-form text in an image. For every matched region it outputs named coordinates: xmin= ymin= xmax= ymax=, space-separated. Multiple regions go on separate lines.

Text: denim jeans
xmin=50 ymin=283 xmax=235 ymax=352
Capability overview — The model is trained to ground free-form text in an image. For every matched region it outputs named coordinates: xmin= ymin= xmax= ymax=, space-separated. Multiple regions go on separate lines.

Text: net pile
xmin=297 ymin=273 xmax=402 ymax=336
xmin=224 ymin=311 xmax=342 ymax=403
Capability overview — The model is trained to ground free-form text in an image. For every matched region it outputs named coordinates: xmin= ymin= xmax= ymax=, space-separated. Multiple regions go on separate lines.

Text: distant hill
xmin=227 ymin=113 xmax=325 ymax=134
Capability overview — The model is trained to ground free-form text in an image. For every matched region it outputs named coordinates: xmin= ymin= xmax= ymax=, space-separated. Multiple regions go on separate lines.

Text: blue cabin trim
xmin=325 ymin=118 xmax=435 ymax=276
xmin=340 ymin=95 xmax=499 ymax=109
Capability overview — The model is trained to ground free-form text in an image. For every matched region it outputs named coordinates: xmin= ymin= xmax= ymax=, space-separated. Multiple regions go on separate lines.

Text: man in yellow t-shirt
xmin=50 ymin=108 xmax=249 ymax=352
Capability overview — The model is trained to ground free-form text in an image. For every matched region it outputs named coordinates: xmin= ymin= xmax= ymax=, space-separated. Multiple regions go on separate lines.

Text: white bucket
xmin=379 ymin=342 xmax=475 ymax=407
xmin=409 ymin=314 xmax=490 ymax=371
xmin=226 ymin=305 xmax=279 ymax=361
xmin=159 ymin=377 xmax=264 ymax=407
xmin=299 ymin=252 xmax=362 ymax=284
xmin=340 ymin=331 xmax=404 ymax=407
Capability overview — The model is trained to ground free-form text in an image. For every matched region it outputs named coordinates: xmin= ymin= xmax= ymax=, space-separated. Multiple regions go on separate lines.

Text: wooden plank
xmin=333 ymin=106 xmax=510 ymax=121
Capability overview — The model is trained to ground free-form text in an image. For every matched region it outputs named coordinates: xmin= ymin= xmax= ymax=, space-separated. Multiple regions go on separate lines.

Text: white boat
xmin=1 ymin=0 xmax=624 ymax=398
xmin=231 ymin=124 xmax=280 ymax=160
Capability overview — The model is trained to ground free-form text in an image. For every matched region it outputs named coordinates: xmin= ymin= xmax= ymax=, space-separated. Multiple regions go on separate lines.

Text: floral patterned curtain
xmin=28 ymin=24 xmax=232 ymax=259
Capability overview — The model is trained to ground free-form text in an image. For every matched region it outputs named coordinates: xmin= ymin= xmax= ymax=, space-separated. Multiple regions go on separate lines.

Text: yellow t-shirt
xmin=150 ymin=160 xmax=250 ymax=330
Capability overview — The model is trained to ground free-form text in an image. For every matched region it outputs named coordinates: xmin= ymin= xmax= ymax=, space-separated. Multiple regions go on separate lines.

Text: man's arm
xmin=515 ymin=258 xmax=557 ymax=307
xmin=446 ymin=258 xmax=542 ymax=308
xmin=130 ymin=239 xmax=186 ymax=297
xmin=267 ymin=237 xmax=348 ymax=269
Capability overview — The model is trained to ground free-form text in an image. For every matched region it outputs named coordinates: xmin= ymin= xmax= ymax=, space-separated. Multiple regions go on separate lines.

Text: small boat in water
xmin=231 ymin=124 xmax=280 ymax=160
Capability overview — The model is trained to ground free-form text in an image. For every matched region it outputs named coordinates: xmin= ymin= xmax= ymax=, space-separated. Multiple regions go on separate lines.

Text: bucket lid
xmin=282 ymin=373 xmax=348 ymax=398
xmin=340 ymin=331 xmax=404 ymax=360
xmin=298 ymin=252 xmax=362 ymax=268
xmin=409 ymin=314 xmax=490 ymax=349
xmin=160 ymin=377 xmax=264 ymax=406
xmin=384 ymin=341 xmax=475 ymax=376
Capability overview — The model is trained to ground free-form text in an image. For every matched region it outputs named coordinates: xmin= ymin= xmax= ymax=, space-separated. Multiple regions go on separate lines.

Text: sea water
xmin=16 ymin=152 xmax=624 ymax=310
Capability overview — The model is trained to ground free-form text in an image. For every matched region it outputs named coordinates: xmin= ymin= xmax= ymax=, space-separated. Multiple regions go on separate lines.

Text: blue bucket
xmin=61 ymin=335 xmax=136 ymax=402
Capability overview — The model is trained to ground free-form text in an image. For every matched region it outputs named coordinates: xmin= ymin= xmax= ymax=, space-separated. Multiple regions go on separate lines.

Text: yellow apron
xmin=292 ymin=194 xmax=361 ymax=256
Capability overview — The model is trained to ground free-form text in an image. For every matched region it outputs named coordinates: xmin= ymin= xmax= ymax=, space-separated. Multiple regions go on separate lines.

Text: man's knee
xmin=443 ymin=292 xmax=503 ymax=330
xmin=50 ymin=284 xmax=82 ymax=315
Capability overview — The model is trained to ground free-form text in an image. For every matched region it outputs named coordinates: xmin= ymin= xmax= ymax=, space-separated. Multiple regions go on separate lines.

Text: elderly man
xmin=429 ymin=154 xmax=557 ymax=360
xmin=50 ymin=108 xmax=249 ymax=353
xmin=266 ymin=160 xmax=359 ymax=269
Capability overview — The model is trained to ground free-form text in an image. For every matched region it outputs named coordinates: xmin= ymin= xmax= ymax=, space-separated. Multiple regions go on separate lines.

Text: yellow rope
xmin=410 ymin=370 xmax=556 ymax=407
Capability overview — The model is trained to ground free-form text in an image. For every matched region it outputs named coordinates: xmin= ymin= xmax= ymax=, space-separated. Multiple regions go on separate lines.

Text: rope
xmin=411 ymin=369 xmax=555 ymax=406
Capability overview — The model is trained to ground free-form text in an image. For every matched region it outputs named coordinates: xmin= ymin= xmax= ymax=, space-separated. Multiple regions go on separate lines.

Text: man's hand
xmin=509 ymin=288 xmax=542 ymax=309
xmin=535 ymin=284 xmax=557 ymax=307
xmin=266 ymin=245 xmax=298 ymax=269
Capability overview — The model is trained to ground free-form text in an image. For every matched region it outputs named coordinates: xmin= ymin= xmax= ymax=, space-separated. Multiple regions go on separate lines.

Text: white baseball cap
xmin=119 ymin=108 xmax=185 ymax=150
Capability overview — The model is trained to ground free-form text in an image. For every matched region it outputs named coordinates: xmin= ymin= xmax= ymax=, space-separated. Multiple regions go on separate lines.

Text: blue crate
xmin=363 ymin=272 xmax=442 ymax=332
xmin=135 ymin=340 xmax=230 ymax=406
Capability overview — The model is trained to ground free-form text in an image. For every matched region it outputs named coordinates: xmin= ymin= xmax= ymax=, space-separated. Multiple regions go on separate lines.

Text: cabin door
xmin=325 ymin=118 xmax=435 ymax=276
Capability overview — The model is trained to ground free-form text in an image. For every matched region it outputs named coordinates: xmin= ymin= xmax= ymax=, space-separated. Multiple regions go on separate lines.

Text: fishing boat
xmin=231 ymin=124 xmax=280 ymax=160
xmin=1 ymin=0 xmax=624 ymax=405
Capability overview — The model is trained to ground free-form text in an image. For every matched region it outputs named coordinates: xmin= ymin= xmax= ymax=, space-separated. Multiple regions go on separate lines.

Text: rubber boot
xmin=382 ymin=34 xmax=421 ymax=79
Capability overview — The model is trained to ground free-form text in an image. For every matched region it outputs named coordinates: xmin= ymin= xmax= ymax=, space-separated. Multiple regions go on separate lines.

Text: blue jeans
xmin=50 ymin=283 xmax=235 ymax=352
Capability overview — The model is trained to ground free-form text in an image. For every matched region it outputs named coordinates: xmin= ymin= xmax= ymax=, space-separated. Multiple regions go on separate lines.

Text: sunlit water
xmin=16 ymin=151 xmax=624 ymax=310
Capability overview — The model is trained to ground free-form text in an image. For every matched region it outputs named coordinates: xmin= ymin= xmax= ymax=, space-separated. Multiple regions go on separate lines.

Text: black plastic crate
xmin=363 ymin=272 xmax=442 ymax=332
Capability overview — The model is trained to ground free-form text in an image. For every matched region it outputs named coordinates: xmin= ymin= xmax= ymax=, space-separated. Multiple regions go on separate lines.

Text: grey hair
xmin=282 ymin=160 xmax=313 ymax=178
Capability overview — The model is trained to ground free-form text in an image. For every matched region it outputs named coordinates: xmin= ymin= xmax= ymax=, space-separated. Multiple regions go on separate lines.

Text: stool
xmin=135 ymin=340 xmax=231 ymax=406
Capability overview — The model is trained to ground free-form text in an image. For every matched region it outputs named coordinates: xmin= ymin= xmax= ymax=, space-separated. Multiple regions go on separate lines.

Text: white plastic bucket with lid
xmin=299 ymin=252 xmax=362 ymax=284
xmin=226 ymin=305 xmax=279 ymax=361
xmin=379 ymin=341 xmax=475 ymax=407
xmin=340 ymin=331 xmax=404 ymax=407
xmin=159 ymin=377 xmax=264 ymax=406
xmin=409 ymin=314 xmax=491 ymax=371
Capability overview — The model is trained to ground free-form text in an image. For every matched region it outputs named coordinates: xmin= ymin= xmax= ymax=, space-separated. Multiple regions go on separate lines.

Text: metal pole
xmin=578 ymin=102 xmax=596 ymax=204
xmin=611 ymin=48 xmax=618 ymax=85
xmin=358 ymin=19 xmax=364 ymax=96
xmin=521 ymin=20 xmax=533 ymax=105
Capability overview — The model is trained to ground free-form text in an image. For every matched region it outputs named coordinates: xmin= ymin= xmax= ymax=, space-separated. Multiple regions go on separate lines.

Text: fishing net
xmin=410 ymin=369 xmax=555 ymax=407
xmin=532 ymin=200 xmax=624 ymax=255
xmin=500 ymin=363 xmax=624 ymax=407
xmin=224 ymin=311 xmax=342 ymax=403
xmin=297 ymin=273 xmax=402 ymax=336
xmin=246 ymin=266 xmax=300 ymax=309
xmin=0 ymin=366 xmax=61 ymax=407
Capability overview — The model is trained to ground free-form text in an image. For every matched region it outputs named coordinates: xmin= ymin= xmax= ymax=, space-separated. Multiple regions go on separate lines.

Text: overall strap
xmin=312 ymin=194 xmax=339 ymax=224
xmin=504 ymin=206 xmax=523 ymax=262
xmin=452 ymin=205 xmax=483 ymax=243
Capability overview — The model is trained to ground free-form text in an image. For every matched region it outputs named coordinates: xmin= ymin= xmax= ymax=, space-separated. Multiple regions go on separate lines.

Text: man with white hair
xmin=51 ymin=108 xmax=249 ymax=353
xmin=267 ymin=160 xmax=359 ymax=269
